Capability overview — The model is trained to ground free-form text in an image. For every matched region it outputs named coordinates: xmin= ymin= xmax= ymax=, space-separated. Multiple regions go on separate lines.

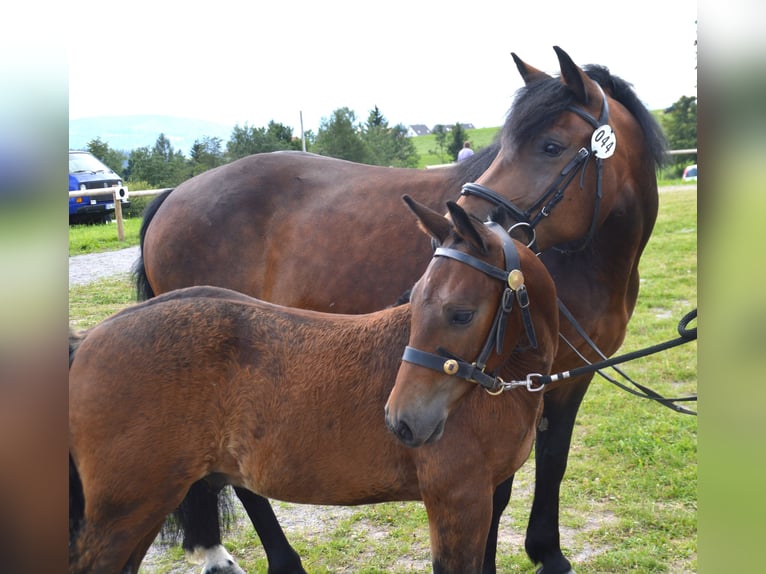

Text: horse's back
xmin=141 ymin=152 xmax=460 ymax=312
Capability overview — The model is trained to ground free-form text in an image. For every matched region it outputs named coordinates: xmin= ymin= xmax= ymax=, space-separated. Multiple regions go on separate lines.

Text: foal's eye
xmin=543 ymin=142 xmax=564 ymax=156
xmin=450 ymin=310 xmax=475 ymax=325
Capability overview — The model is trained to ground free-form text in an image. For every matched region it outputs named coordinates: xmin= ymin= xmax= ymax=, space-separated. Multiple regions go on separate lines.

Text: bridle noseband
xmin=401 ymin=222 xmax=539 ymax=395
xmin=461 ymin=84 xmax=615 ymax=254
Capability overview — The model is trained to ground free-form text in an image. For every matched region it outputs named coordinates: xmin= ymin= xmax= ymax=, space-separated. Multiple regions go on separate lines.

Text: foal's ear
xmin=554 ymin=45 xmax=600 ymax=107
xmin=446 ymin=201 xmax=487 ymax=254
xmin=402 ymin=195 xmax=452 ymax=244
xmin=512 ymin=52 xmax=551 ymax=84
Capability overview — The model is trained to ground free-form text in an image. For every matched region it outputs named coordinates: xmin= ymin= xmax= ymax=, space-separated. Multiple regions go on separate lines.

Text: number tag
xmin=591 ymin=125 xmax=616 ymax=159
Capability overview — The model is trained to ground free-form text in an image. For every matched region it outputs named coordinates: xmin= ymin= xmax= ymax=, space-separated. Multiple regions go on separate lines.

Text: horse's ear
xmin=511 ymin=52 xmax=551 ymax=85
xmin=445 ymin=201 xmax=487 ymax=254
xmin=554 ymin=45 xmax=600 ymax=106
xmin=402 ymin=195 xmax=452 ymax=244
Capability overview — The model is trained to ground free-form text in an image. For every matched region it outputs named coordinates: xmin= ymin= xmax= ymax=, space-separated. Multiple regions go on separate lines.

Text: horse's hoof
xmin=201 ymin=561 xmax=246 ymax=574
xmin=535 ymin=567 xmax=575 ymax=574
xmin=197 ymin=545 xmax=247 ymax=574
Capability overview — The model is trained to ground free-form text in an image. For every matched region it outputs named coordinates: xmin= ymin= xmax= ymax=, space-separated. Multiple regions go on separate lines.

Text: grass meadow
xmin=68 ymin=186 xmax=697 ymax=573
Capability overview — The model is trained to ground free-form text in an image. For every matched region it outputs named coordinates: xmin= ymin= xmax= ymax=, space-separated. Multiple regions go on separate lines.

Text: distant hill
xmin=69 ymin=115 xmax=234 ymax=154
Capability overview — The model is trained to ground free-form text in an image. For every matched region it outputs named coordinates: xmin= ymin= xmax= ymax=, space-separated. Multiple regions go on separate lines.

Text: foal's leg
xmin=481 ymin=476 xmax=514 ymax=574
xmin=124 ymin=522 xmax=164 ymax=574
xmin=70 ymin=502 xmax=172 ymax=574
xmin=423 ymin=483 xmax=494 ymax=574
xmin=524 ymin=377 xmax=591 ymax=574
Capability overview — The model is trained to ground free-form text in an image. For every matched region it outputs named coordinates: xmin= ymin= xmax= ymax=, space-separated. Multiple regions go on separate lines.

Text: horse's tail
xmin=69 ymin=327 xmax=87 ymax=368
xmin=69 ymin=328 xmax=86 ymax=546
xmin=133 ymin=188 xmax=174 ymax=301
xmin=69 ymin=452 xmax=85 ymax=549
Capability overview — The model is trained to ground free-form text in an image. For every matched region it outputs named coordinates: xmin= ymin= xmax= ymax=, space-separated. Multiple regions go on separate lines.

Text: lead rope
xmin=515 ymin=307 xmax=697 ymax=415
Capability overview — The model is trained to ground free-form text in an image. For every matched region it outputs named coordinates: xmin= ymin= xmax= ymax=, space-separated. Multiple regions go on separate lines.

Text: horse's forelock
xmin=501 ymin=78 xmax=574 ymax=151
xmin=501 ymin=65 xmax=668 ymax=169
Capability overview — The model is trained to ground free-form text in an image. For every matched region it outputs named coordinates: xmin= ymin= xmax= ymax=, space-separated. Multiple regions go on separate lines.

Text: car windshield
xmin=69 ymin=152 xmax=110 ymax=174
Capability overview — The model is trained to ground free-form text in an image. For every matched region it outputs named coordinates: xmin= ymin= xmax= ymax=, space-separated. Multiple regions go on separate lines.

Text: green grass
xmin=68 ymin=275 xmax=137 ymax=329
xmin=68 ymin=217 xmax=142 ymax=256
xmin=412 ymin=127 xmax=500 ymax=167
xmin=70 ymin=188 xmax=697 ymax=573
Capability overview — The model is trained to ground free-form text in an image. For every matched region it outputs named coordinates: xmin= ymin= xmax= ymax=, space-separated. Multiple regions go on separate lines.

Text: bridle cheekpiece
xmin=401 ymin=221 xmax=539 ymax=395
xmin=460 ymin=83 xmax=615 ymax=254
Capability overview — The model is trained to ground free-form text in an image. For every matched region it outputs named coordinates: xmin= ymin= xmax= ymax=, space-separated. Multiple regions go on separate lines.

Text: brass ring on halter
xmin=484 ymin=379 xmax=505 ymax=396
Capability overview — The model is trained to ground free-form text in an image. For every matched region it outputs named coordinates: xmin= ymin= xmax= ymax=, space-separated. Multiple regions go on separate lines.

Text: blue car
xmin=69 ymin=150 xmax=129 ymax=223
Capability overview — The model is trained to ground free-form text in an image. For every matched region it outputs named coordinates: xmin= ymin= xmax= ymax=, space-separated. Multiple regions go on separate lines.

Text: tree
xmin=189 ymin=136 xmax=224 ymax=176
xmin=367 ymin=105 xmax=386 ymax=128
xmin=662 ymin=96 xmax=697 ymax=174
xmin=86 ymin=137 xmax=127 ymax=176
xmin=226 ymin=123 xmax=268 ymax=160
xmin=447 ymin=123 xmax=468 ymax=161
xmin=364 ymin=123 xmax=418 ymax=167
xmin=313 ymin=107 xmax=368 ymax=162
xmin=225 ymin=121 xmax=300 ymax=161
xmin=265 ymin=121 xmax=302 ymax=151
xmin=429 ymin=125 xmax=449 ymax=163
xmin=358 ymin=107 xmax=419 ymax=167
xmin=126 ymin=134 xmax=189 ymax=187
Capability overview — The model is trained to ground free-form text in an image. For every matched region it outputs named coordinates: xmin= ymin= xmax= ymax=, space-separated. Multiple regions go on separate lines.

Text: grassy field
xmin=69 ymin=187 xmax=697 ymax=573
xmin=412 ymin=127 xmax=501 ymax=166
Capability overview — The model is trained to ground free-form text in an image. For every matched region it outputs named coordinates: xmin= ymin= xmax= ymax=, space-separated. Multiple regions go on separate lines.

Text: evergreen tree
xmin=189 ymin=136 xmax=224 ymax=176
xmin=313 ymin=107 xmax=368 ymax=163
xmin=360 ymin=107 xmax=419 ymax=167
xmin=126 ymin=134 xmax=189 ymax=187
xmin=429 ymin=125 xmax=448 ymax=163
xmin=366 ymin=106 xmax=387 ymax=129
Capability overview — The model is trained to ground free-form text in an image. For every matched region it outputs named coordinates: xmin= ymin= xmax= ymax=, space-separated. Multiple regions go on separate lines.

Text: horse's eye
xmin=543 ymin=142 xmax=564 ymax=156
xmin=450 ymin=310 xmax=475 ymax=326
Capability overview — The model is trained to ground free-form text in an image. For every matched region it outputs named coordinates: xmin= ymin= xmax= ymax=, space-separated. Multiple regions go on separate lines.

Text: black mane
xmin=501 ymin=64 xmax=667 ymax=168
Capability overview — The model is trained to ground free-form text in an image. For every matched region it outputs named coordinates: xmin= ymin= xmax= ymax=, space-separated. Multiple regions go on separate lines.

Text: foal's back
xmin=69 ymin=286 xmax=417 ymax=502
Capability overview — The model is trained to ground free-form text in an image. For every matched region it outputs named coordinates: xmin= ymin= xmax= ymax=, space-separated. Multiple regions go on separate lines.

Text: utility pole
xmin=300 ymin=111 xmax=306 ymax=152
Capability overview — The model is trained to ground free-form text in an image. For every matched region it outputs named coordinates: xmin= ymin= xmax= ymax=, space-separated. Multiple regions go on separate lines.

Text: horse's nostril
xmin=396 ymin=420 xmax=413 ymax=443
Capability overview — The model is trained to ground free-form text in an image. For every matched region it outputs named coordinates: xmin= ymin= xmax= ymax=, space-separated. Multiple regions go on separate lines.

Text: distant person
xmin=457 ymin=141 xmax=474 ymax=162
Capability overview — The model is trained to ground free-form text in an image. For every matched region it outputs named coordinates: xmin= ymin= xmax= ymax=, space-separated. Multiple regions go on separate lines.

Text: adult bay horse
xmin=69 ymin=198 xmax=561 ymax=574
xmin=134 ymin=46 xmax=666 ymax=573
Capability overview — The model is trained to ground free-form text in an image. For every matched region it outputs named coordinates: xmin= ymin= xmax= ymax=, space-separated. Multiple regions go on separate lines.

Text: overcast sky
xmin=68 ymin=0 xmax=697 ymax=135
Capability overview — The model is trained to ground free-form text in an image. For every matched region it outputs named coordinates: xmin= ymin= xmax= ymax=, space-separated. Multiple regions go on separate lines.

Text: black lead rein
xmin=529 ymin=307 xmax=698 ymax=415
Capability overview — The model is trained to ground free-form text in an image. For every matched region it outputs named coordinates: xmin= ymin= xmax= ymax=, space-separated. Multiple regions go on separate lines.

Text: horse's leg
xmin=123 ymin=522 xmax=164 ymax=574
xmin=176 ymin=481 xmax=246 ymax=574
xmin=423 ymin=483 xmax=493 ymax=574
xmin=233 ymin=487 xmax=307 ymax=574
xmin=524 ymin=377 xmax=591 ymax=574
xmin=70 ymin=505 xmax=171 ymax=574
xmin=481 ymin=476 xmax=514 ymax=574
xmin=178 ymin=482 xmax=305 ymax=574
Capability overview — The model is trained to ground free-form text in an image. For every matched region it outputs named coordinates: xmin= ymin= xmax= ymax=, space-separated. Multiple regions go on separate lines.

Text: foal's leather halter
xmin=401 ymin=222 xmax=539 ymax=395
xmin=461 ymin=84 xmax=613 ymax=254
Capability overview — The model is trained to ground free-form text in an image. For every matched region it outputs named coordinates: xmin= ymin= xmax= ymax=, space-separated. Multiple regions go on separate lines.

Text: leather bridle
xmin=401 ymin=221 xmax=539 ymax=395
xmin=461 ymin=84 xmax=615 ymax=254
